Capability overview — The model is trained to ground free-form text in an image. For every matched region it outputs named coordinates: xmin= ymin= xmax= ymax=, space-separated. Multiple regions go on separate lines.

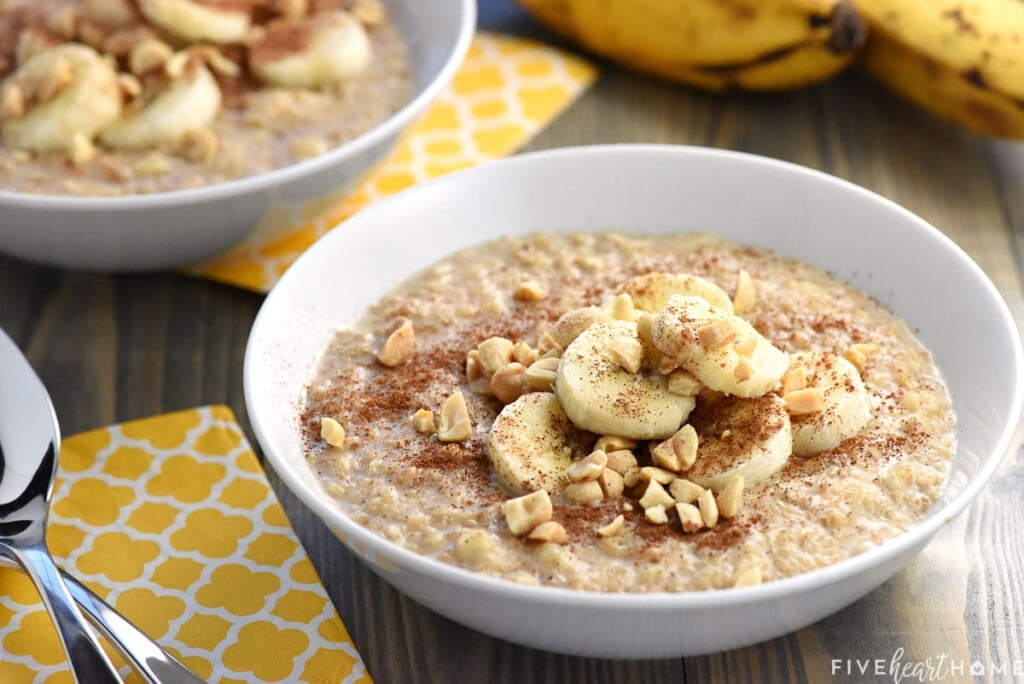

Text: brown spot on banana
xmin=826 ymin=2 xmax=867 ymax=53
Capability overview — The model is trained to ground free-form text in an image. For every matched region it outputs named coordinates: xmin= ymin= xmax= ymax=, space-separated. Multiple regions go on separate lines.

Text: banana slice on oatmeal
xmin=486 ymin=392 xmax=592 ymax=496
xmin=0 ymin=45 xmax=122 ymax=152
xmin=784 ymin=351 xmax=873 ymax=457
xmin=100 ymin=57 xmax=221 ymax=149
xmin=615 ymin=272 xmax=734 ymax=314
xmin=556 ymin=320 xmax=695 ymax=440
xmin=136 ymin=0 xmax=252 ymax=44
xmin=684 ymin=393 xmax=793 ymax=491
xmin=250 ymin=10 xmax=372 ymax=89
xmin=653 ymin=295 xmax=789 ymax=397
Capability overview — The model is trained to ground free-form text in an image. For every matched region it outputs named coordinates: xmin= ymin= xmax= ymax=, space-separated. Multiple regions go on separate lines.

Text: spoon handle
xmin=60 ymin=566 xmax=205 ymax=684
xmin=6 ymin=541 xmax=122 ymax=683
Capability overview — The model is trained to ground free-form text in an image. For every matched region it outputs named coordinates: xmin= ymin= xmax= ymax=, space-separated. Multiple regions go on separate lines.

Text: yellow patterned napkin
xmin=186 ymin=31 xmax=597 ymax=292
xmin=0 ymin=406 xmax=369 ymax=684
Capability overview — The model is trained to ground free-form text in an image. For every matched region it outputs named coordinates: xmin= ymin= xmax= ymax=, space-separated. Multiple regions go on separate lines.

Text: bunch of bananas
xmin=516 ymin=0 xmax=1024 ymax=138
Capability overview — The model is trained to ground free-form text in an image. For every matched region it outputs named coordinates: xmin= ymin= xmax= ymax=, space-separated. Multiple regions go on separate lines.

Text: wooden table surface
xmin=3 ymin=2 xmax=1024 ymax=681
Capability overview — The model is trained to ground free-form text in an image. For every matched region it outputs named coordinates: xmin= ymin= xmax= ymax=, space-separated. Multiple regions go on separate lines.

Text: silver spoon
xmin=0 ymin=329 xmax=203 ymax=683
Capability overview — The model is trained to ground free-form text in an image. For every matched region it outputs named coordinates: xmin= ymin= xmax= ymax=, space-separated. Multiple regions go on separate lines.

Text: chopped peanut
xmin=129 ymin=39 xmax=173 ymax=76
xmin=564 ymin=480 xmax=604 ymax=504
xmin=669 ymin=478 xmax=704 ymax=504
xmin=604 ymin=449 xmax=638 ymax=475
xmin=490 ymin=362 xmax=529 ymax=404
xmin=638 ymin=479 xmax=675 ymax=510
xmin=780 ymin=366 xmax=807 ymax=395
xmin=717 ymin=475 xmax=745 ymax=519
xmin=567 ymin=450 xmax=607 ymax=483
xmin=645 ymin=504 xmax=669 ymax=525
xmin=548 ymin=307 xmax=610 ymax=349
xmin=598 ymin=468 xmax=625 ymax=499
xmin=502 ymin=490 xmax=552 ymax=535
xmin=527 ymin=520 xmax=567 ymax=544
xmin=179 ymin=127 xmax=219 ymax=162
xmin=465 ymin=350 xmax=491 ymax=394
xmin=411 ymin=409 xmax=435 ymax=435
xmin=639 ymin=466 xmax=676 ymax=485
xmin=698 ymin=320 xmax=738 ymax=349
xmin=437 ymin=391 xmax=472 ymax=442
xmin=651 ymin=424 xmax=698 ymax=472
xmin=597 ymin=514 xmax=625 ymax=537
xmin=733 ymin=356 xmax=754 ymax=383
xmin=734 ymin=334 xmax=757 ymax=357
xmin=608 ymin=333 xmax=643 ymax=374
xmin=523 ymin=356 xmax=558 ymax=391
xmin=477 ymin=337 xmax=514 ymax=377
xmin=733 ymin=269 xmax=756 ymax=315
xmin=595 ymin=435 xmax=637 ymax=453
xmin=666 ymin=369 xmax=701 ymax=396
xmin=676 ymin=502 xmax=703 ymax=533
xmin=536 ymin=331 xmax=562 ymax=356
xmin=783 ymin=387 xmax=826 ymax=415
xmin=512 ymin=341 xmax=537 ymax=366
xmin=68 ymin=133 xmax=95 ymax=166
xmin=1 ymin=84 xmax=25 ymax=119
xmin=698 ymin=488 xmax=719 ymax=528
xmin=377 ymin=318 xmax=415 ymax=367
xmin=609 ymin=293 xmax=635 ymax=321
xmin=320 ymin=417 xmax=346 ymax=448
xmin=733 ymin=566 xmax=763 ymax=587
xmin=513 ymin=280 xmax=546 ymax=302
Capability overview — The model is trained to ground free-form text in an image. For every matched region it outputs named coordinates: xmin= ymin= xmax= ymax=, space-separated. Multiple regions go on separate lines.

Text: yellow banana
xmin=853 ymin=0 xmax=1024 ymax=138
xmin=515 ymin=0 xmax=867 ymax=91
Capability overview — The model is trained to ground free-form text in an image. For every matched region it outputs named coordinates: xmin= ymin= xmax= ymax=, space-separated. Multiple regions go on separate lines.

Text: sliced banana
xmin=684 ymin=393 xmax=792 ymax=492
xmin=1 ymin=45 xmax=122 ymax=152
xmin=556 ymin=320 xmax=695 ymax=440
xmin=100 ymin=59 xmax=221 ymax=149
xmin=486 ymin=392 xmax=591 ymax=496
xmin=616 ymin=273 xmax=734 ymax=314
xmin=250 ymin=11 xmax=372 ymax=89
xmin=787 ymin=351 xmax=872 ymax=457
xmin=652 ymin=295 xmax=789 ymax=398
xmin=136 ymin=0 xmax=252 ymax=44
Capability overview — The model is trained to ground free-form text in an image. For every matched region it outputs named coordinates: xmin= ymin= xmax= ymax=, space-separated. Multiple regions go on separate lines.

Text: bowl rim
xmin=246 ymin=143 xmax=1024 ymax=610
xmin=0 ymin=0 xmax=476 ymax=210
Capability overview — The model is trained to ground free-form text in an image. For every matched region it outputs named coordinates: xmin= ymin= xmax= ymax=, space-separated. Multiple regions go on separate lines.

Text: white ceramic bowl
xmin=244 ymin=145 xmax=1024 ymax=659
xmin=0 ymin=0 xmax=474 ymax=271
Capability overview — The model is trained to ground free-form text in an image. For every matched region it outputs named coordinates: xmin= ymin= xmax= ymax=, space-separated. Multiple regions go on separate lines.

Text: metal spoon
xmin=0 ymin=329 xmax=202 ymax=683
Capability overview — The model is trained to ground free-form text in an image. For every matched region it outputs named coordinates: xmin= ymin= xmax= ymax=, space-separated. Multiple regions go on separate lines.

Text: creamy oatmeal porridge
xmin=0 ymin=0 xmax=410 ymax=195
xmin=303 ymin=233 xmax=955 ymax=592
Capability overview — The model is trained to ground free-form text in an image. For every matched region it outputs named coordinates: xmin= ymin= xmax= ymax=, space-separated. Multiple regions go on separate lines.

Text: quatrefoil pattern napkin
xmin=186 ymin=31 xmax=597 ymax=293
xmin=0 ymin=406 xmax=369 ymax=683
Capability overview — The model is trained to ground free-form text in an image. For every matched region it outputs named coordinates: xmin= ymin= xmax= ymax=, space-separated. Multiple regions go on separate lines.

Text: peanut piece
xmin=733 ymin=269 xmax=756 ymax=315
xmin=567 ymin=450 xmax=608 ymax=483
xmin=638 ymin=479 xmax=675 ymax=510
xmin=698 ymin=320 xmax=738 ymax=350
xmin=320 ymin=417 xmax=346 ymax=448
xmin=639 ymin=466 xmax=677 ymax=485
xmin=490 ymin=362 xmax=529 ymax=404
xmin=377 ymin=318 xmax=415 ymax=367
xmin=1 ymin=84 xmax=25 ymax=119
xmin=179 ymin=127 xmax=218 ymax=163
xmin=527 ymin=520 xmax=567 ymax=544
xmin=564 ymin=480 xmax=603 ymax=504
xmin=666 ymin=369 xmax=701 ymax=396
xmin=645 ymin=504 xmax=668 ymax=525
xmin=733 ymin=566 xmax=763 ymax=587
xmin=164 ymin=51 xmax=190 ymax=79
xmin=609 ymin=293 xmax=635 ymax=321
xmin=595 ymin=435 xmax=637 ymax=453
xmin=780 ymin=366 xmax=807 ymax=395
xmin=733 ymin=356 xmax=754 ymax=383
xmin=411 ymin=409 xmax=435 ymax=435
xmin=675 ymin=502 xmax=703 ymax=533
xmin=437 ymin=391 xmax=472 ymax=442
xmin=598 ymin=468 xmax=625 ymax=499
xmin=597 ymin=514 xmax=625 ymax=537
xmin=465 ymin=350 xmax=491 ymax=394
xmin=669 ymin=478 xmax=704 ymax=504
xmin=698 ymin=488 xmax=719 ymax=528
xmin=844 ymin=343 xmax=877 ymax=373
xmin=651 ymin=424 xmax=698 ymax=473
xmin=117 ymin=73 xmax=141 ymax=97
xmin=513 ymin=280 xmax=546 ymax=302
xmin=523 ymin=356 xmax=558 ymax=391
xmin=716 ymin=475 xmax=744 ymax=519
xmin=783 ymin=387 xmax=825 ymax=415
xmin=36 ymin=58 xmax=73 ymax=102
xmin=351 ymin=0 xmax=386 ymax=25
xmin=512 ymin=341 xmax=537 ymax=367
xmin=604 ymin=449 xmax=638 ymax=475
xmin=548 ymin=306 xmax=610 ymax=349
xmin=536 ymin=331 xmax=562 ymax=355
xmin=734 ymin=334 xmax=757 ymax=357
xmin=477 ymin=337 xmax=514 ymax=377
xmin=608 ymin=333 xmax=643 ymax=374
xmin=502 ymin=489 xmax=552 ymax=535
xmin=68 ymin=133 xmax=95 ymax=166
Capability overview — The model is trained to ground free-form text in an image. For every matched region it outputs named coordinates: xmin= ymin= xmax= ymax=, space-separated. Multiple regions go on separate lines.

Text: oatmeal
xmin=0 ymin=0 xmax=411 ymax=195
xmin=303 ymin=233 xmax=956 ymax=592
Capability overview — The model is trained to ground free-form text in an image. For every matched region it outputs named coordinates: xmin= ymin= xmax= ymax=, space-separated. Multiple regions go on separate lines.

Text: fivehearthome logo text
xmin=831 ymin=648 xmax=1024 ymax=681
